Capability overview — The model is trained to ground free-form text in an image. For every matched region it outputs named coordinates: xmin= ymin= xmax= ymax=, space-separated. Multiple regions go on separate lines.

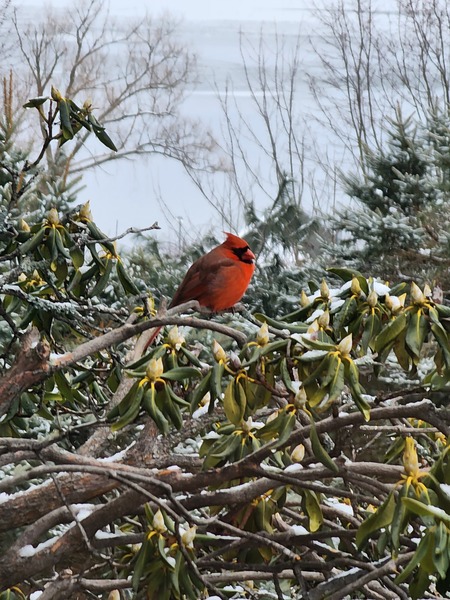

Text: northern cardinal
xmin=144 ymin=232 xmax=255 ymax=349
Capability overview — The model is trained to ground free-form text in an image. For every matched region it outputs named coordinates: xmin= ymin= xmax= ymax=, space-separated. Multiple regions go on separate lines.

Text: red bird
xmin=144 ymin=232 xmax=255 ymax=348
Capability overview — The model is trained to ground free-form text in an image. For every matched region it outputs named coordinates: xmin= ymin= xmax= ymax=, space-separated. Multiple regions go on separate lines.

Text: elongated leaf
xmin=309 ymin=416 xmax=339 ymax=473
xmin=431 ymin=324 xmax=450 ymax=369
xmin=223 ymin=379 xmax=245 ymax=426
xmin=333 ymin=296 xmax=358 ymax=332
xmin=162 ymin=367 xmax=201 ymax=381
xmin=373 ymin=313 xmax=407 ymax=353
xmin=345 ymin=359 xmax=371 ymax=421
xmin=361 ymin=312 xmax=381 ymax=353
xmin=253 ymin=313 xmax=308 ymax=333
xmin=395 ymin=533 xmax=434 ymax=584
xmin=356 ymin=491 xmax=396 ymax=548
xmin=190 ymin=371 xmax=212 ymax=413
xmin=304 ymin=489 xmax=323 ymax=532
xmin=402 ymin=498 xmax=450 ymax=525
xmin=406 ymin=309 xmax=428 ymax=358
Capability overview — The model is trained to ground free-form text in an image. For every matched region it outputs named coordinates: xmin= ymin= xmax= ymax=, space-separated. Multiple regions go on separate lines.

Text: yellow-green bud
xmin=18 ymin=273 xmax=27 ymax=283
xmin=317 ymin=310 xmax=330 ymax=329
xmin=306 ymin=320 xmax=319 ymax=335
xmin=423 ymin=283 xmax=432 ymax=299
xmin=167 ymin=325 xmax=185 ymax=350
xmin=367 ymin=290 xmax=378 ymax=308
xmin=152 ymin=509 xmax=167 ymax=533
xmin=320 ymin=279 xmax=330 ymax=299
xmin=351 ymin=277 xmax=362 ymax=296
xmin=19 ymin=219 xmax=30 ymax=232
xmin=181 ymin=525 xmax=197 ymax=548
xmin=51 ymin=85 xmax=63 ymax=101
xmin=108 ymin=591 xmax=121 ymax=600
xmin=337 ymin=333 xmax=352 ymax=357
xmin=47 ymin=208 xmax=59 ymax=226
xmin=294 ymin=386 xmax=307 ymax=408
xmin=212 ymin=339 xmax=227 ymax=363
xmin=79 ymin=200 xmax=93 ymax=221
xmin=146 ymin=357 xmax=164 ymax=381
xmin=410 ymin=282 xmax=425 ymax=305
xmin=300 ymin=290 xmax=309 ymax=307
xmin=291 ymin=443 xmax=305 ymax=463
xmin=256 ymin=322 xmax=269 ymax=346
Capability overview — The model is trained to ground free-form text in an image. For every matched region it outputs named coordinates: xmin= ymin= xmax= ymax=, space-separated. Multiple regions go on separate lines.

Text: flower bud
xmin=19 ymin=219 xmax=30 ymax=232
xmin=410 ymin=282 xmax=425 ymax=305
xmin=402 ymin=436 xmax=419 ymax=477
xmin=212 ymin=339 xmax=227 ymax=363
xmin=79 ymin=200 xmax=93 ymax=221
xmin=300 ymin=290 xmax=310 ymax=307
xmin=423 ymin=283 xmax=432 ymax=299
xmin=47 ymin=207 xmax=59 ymax=226
xmin=320 ymin=279 xmax=330 ymax=300
xmin=108 ymin=591 xmax=120 ymax=600
xmin=291 ymin=443 xmax=305 ymax=463
xmin=317 ymin=310 xmax=330 ymax=329
xmin=181 ymin=525 xmax=197 ymax=548
xmin=294 ymin=386 xmax=307 ymax=408
xmin=18 ymin=272 xmax=27 ymax=283
xmin=256 ymin=322 xmax=269 ymax=346
xmin=337 ymin=333 xmax=352 ymax=356
xmin=367 ymin=290 xmax=378 ymax=308
xmin=51 ymin=85 xmax=63 ymax=101
xmin=351 ymin=277 xmax=361 ymax=296
xmin=167 ymin=325 xmax=185 ymax=350
xmin=146 ymin=357 xmax=164 ymax=381
xmin=152 ymin=509 xmax=167 ymax=533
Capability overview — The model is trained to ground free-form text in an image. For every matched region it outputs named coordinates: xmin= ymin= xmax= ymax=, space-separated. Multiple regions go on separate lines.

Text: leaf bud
xmin=145 ymin=357 xmax=164 ymax=382
xmin=47 ymin=207 xmax=59 ymax=225
xmin=410 ymin=282 xmax=425 ymax=305
xmin=351 ymin=277 xmax=362 ymax=296
xmin=152 ymin=509 xmax=167 ymax=533
xmin=79 ymin=200 xmax=93 ymax=221
xmin=181 ymin=525 xmax=197 ymax=548
xmin=212 ymin=339 xmax=227 ymax=363
xmin=300 ymin=290 xmax=310 ymax=307
xmin=167 ymin=325 xmax=185 ymax=351
xmin=291 ymin=443 xmax=305 ymax=463
xmin=51 ymin=85 xmax=63 ymax=101
xmin=367 ymin=290 xmax=378 ymax=308
xmin=256 ymin=322 xmax=270 ymax=346
xmin=402 ymin=436 xmax=419 ymax=477
xmin=317 ymin=310 xmax=330 ymax=329
xmin=423 ymin=283 xmax=432 ymax=299
xmin=320 ymin=279 xmax=330 ymax=299
xmin=19 ymin=219 xmax=30 ymax=232
xmin=337 ymin=333 xmax=352 ymax=357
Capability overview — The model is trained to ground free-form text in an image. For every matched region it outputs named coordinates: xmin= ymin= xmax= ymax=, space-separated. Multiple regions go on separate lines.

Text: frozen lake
xmin=15 ymin=0 xmax=394 ymax=247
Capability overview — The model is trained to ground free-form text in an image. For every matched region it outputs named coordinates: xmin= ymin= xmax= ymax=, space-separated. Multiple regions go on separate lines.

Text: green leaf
xmin=356 ymin=491 xmax=396 ymax=548
xmin=142 ymin=385 xmax=170 ymax=434
xmin=223 ymin=379 xmax=245 ymax=426
xmin=327 ymin=267 xmax=368 ymax=293
xmin=253 ymin=313 xmax=308 ymax=333
xmin=395 ymin=533 xmax=434 ymax=584
xmin=344 ymin=359 xmax=371 ymax=421
xmin=333 ymin=296 xmax=358 ymax=332
xmin=406 ymin=309 xmax=428 ymax=358
xmin=431 ymin=323 xmax=450 ymax=370
xmin=402 ymin=498 xmax=450 ymax=525
xmin=19 ymin=227 xmax=46 ymax=254
xmin=23 ymin=95 xmax=49 ymax=108
xmin=304 ymin=489 xmax=323 ymax=532
xmin=110 ymin=384 xmax=144 ymax=431
xmin=89 ymin=257 xmax=113 ymax=297
xmin=361 ymin=312 xmax=381 ymax=353
xmin=210 ymin=361 xmax=225 ymax=403
xmin=190 ymin=371 xmax=212 ymax=413
xmin=162 ymin=367 xmax=201 ymax=381
xmin=59 ymin=98 xmax=74 ymax=140
xmin=116 ymin=260 xmax=140 ymax=295
xmin=309 ymin=415 xmax=339 ymax=473
xmin=373 ymin=313 xmax=407 ymax=354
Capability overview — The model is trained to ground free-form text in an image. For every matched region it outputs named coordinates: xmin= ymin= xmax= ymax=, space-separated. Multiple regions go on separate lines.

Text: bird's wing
xmin=169 ymin=252 xmax=235 ymax=308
